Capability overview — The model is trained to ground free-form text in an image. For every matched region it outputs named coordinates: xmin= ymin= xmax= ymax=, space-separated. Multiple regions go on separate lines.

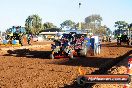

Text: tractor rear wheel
xmin=69 ymin=51 xmax=73 ymax=59
xmin=80 ymin=47 xmax=88 ymax=57
xmin=50 ymin=54 xmax=54 ymax=59
xmin=29 ymin=37 xmax=33 ymax=45
xmin=21 ymin=35 xmax=28 ymax=46
xmin=77 ymin=76 xmax=87 ymax=86
xmin=117 ymin=39 xmax=121 ymax=45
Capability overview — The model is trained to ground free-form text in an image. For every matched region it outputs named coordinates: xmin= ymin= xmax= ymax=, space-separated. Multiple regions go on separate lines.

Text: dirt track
xmin=0 ymin=41 xmax=131 ymax=88
xmin=92 ymin=54 xmax=132 ymax=88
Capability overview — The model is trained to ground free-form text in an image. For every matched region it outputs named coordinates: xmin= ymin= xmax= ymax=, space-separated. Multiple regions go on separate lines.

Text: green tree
xmin=95 ymin=25 xmax=107 ymax=35
xmin=115 ymin=21 xmax=128 ymax=30
xmin=43 ymin=22 xmax=57 ymax=29
xmin=85 ymin=14 xmax=102 ymax=34
xmin=128 ymin=23 xmax=132 ymax=30
xmin=25 ymin=14 xmax=43 ymax=35
xmin=106 ymin=28 xmax=112 ymax=36
xmin=114 ymin=21 xmax=128 ymax=35
xmin=127 ymin=23 xmax=132 ymax=37
xmin=60 ymin=20 xmax=75 ymax=28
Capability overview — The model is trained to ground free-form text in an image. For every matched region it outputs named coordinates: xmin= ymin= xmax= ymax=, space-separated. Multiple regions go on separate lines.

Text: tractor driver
xmin=61 ymin=38 xmax=69 ymax=51
xmin=80 ymin=35 xmax=85 ymax=43
xmin=18 ymin=33 xmax=23 ymax=46
xmin=54 ymin=39 xmax=61 ymax=46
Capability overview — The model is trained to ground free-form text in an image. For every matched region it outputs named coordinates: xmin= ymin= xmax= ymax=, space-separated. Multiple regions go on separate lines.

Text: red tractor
xmin=50 ymin=32 xmax=87 ymax=59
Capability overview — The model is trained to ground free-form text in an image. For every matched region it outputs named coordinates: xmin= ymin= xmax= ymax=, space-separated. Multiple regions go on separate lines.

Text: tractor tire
xmin=21 ymin=35 xmax=28 ymax=46
xmin=80 ymin=47 xmax=88 ymax=57
xmin=117 ymin=39 xmax=121 ymax=45
xmin=69 ymin=51 xmax=74 ymax=59
xmin=50 ymin=54 xmax=54 ymax=59
xmin=127 ymin=41 xmax=130 ymax=45
xmin=77 ymin=76 xmax=87 ymax=86
xmin=29 ymin=37 xmax=33 ymax=45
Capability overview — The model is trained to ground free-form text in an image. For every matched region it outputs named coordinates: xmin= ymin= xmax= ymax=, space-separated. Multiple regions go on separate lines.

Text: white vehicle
xmin=37 ymin=36 xmax=43 ymax=42
xmin=32 ymin=36 xmax=38 ymax=42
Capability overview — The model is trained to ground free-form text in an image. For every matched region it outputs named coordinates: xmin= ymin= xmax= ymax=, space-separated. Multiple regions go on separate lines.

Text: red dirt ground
xmin=0 ymin=41 xmax=131 ymax=88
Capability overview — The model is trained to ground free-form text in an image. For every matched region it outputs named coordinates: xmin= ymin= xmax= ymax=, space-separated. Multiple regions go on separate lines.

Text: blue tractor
xmin=4 ymin=26 xmax=31 ymax=45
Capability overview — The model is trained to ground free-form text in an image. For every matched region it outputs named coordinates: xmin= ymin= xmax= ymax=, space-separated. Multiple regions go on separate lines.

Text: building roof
xmin=39 ymin=32 xmax=65 ymax=35
xmin=40 ymin=28 xmax=62 ymax=32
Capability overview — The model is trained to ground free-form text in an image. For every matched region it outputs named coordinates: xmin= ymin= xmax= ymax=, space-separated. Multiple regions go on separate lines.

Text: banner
xmin=77 ymin=74 xmax=131 ymax=84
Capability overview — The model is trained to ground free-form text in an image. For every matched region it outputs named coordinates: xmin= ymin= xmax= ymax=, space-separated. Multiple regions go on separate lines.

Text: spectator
xmin=27 ymin=34 xmax=31 ymax=45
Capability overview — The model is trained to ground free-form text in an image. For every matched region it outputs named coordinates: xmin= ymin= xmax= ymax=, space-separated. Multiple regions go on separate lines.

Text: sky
xmin=0 ymin=0 xmax=132 ymax=32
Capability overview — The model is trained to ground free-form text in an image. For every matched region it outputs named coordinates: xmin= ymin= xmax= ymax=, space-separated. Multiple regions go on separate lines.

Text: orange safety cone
xmin=127 ymin=68 xmax=132 ymax=75
xmin=128 ymin=58 xmax=132 ymax=75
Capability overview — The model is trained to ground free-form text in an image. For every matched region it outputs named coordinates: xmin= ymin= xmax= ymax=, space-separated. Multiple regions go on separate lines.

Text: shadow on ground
xmin=51 ymin=50 xmax=132 ymax=68
xmin=3 ymin=49 xmax=52 ymax=59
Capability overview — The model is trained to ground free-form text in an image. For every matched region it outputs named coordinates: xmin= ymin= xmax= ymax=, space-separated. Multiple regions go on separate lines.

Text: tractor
xmin=4 ymin=26 xmax=32 ymax=46
xmin=50 ymin=33 xmax=74 ymax=59
xmin=117 ymin=34 xmax=129 ymax=45
xmin=50 ymin=32 xmax=90 ymax=59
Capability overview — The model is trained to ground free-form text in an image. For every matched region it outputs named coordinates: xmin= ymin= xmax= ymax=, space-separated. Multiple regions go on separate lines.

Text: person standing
xmin=27 ymin=34 xmax=31 ymax=45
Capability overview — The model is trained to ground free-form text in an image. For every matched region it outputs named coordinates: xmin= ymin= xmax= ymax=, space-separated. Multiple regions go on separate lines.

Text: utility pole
xmin=129 ymin=24 xmax=132 ymax=46
xmin=78 ymin=2 xmax=81 ymax=30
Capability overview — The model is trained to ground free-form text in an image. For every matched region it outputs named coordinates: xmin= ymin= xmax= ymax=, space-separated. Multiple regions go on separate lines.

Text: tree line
xmin=14 ymin=14 xmax=132 ymax=36
xmin=114 ymin=21 xmax=132 ymax=37
xmin=25 ymin=14 xmax=56 ymax=35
